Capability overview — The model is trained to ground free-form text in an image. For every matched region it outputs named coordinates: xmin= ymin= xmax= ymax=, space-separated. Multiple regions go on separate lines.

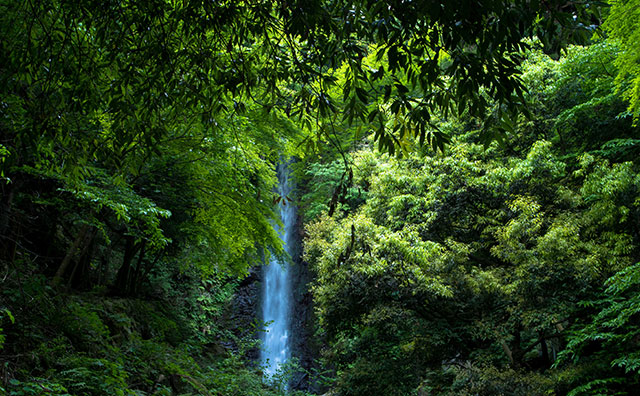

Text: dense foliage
xmin=604 ymin=0 xmax=640 ymax=123
xmin=303 ymin=42 xmax=640 ymax=395
xmin=1 ymin=0 xmax=638 ymax=395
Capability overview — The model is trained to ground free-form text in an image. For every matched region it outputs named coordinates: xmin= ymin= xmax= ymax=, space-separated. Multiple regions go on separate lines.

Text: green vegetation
xmin=0 ymin=266 xmax=306 ymax=395
xmin=605 ymin=0 xmax=640 ymax=123
xmin=1 ymin=0 xmax=639 ymax=395
xmin=303 ymin=40 xmax=640 ymax=395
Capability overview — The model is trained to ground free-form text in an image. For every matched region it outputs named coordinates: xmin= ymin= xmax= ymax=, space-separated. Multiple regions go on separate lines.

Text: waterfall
xmin=261 ymin=162 xmax=295 ymax=383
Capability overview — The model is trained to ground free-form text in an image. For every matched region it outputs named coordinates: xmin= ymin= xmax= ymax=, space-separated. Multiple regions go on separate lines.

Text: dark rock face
xmin=228 ymin=265 xmax=262 ymax=362
xmin=289 ymin=258 xmax=315 ymax=390
xmin=287 ymin=212 xmax=324 ymax=393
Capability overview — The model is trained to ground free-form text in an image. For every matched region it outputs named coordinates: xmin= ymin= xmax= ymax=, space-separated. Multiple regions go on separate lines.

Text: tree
xmin=556 ymin=262 xmax=640 ymax=395
xmin=0 ymin=0 xmax=306 ymax=287
xmin=604 ymin=0 xmax=640 ymax=123
xmin=302 ymin=41 xmax=640 ymax=391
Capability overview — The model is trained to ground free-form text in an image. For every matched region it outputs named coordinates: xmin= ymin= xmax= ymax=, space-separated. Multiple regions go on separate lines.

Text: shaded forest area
xmin=1 ymin=0 xmax=639 ymax=395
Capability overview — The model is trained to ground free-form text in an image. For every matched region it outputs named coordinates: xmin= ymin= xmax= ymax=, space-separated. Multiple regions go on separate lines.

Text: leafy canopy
xmin=604 ymin=0 xmax=640 ymax=123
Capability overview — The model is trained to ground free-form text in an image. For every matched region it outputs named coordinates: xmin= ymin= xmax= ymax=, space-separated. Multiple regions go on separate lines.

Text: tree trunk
xmin=501 ymin=339 xmax=514 ymax=367
xmin=52 ymin=223 xmax=91 ymax=286
xmin=0 ymin=183 xmax=14 ymax=234
xmin=139 ymin=251 xmax=163 ymax=292
xmin=539 ymin=333 xmax=550 ymax=367
xmin=0 ymin=182 xmax=16 ymax=263
xmin=128 ymin=240 xmax=146 ymax=296
xmin=113 ymin=236 xmax=140 ymax=295
xmin=67 ymin=228 xmax=96 ymax=289
xmin=511 ymin=326 xmax=523 ymax=369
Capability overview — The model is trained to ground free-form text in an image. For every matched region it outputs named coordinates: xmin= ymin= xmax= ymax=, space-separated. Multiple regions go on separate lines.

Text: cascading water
xmin=261 ymin=162 xmax=295 ymax=383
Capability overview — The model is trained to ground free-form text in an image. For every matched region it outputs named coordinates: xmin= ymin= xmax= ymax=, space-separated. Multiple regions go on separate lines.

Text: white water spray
xmin=261 ymin=162 xmax=295 ymax=382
